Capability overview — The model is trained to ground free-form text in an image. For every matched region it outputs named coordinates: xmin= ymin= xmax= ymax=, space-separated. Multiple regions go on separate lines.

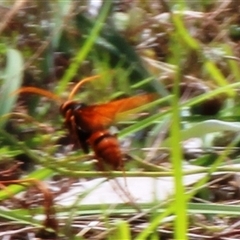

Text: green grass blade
xmin=56 ymin=1 xmax=112 ymax=94
xmin=204 ymin=60 xmax=234 ymax=96
xmin=0 ymin=168 xmax=54 ymax=201
xmin=112 ymin=220 xmax=131 ymax=240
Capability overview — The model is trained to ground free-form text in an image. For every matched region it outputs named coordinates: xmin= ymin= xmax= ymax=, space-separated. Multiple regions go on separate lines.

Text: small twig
xmin=223 ymin=55 xmax=240 ymax=62
xmin=0 ymin=0 xmax=28 ymax=34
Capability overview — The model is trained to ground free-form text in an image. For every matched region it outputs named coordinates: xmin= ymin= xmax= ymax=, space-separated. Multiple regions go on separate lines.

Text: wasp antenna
xmin=13 ymin=87 xmax=62 ymax=103
xmin=68 ymin=75 xmax=100 ymax=100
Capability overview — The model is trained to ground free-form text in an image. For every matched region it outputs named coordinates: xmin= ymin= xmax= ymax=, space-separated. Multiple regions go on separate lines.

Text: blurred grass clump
xmin=1 ymin=0 xmax=240 ymax=239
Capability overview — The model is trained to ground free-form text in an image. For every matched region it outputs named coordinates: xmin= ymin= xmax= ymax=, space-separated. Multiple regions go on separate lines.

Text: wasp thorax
xmin=59 ymin=101 xmax=87 ymax=117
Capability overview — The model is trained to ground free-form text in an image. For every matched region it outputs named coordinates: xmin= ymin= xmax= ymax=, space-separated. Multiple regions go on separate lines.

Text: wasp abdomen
xmin=88 ymin=130 xmax=122 ymax=170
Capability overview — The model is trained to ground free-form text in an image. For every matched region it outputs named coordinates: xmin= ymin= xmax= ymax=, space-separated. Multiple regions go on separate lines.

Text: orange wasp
xmin=16 ymin=76 xmax=156 ymax=170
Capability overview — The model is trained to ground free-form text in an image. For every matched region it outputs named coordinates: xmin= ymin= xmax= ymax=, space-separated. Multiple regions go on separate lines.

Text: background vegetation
xmin=1 ymin=0 xmax=240 ymax=239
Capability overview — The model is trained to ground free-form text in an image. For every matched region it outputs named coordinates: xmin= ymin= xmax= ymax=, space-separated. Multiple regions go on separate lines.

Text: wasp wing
xmin=74 ymin=94 xmax=156 ymax=131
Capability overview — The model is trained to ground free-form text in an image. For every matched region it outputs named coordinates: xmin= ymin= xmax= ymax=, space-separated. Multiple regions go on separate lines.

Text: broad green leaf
xmin=162 ymin=120 xmax=240 ymax=147
xmin=0 ymin=48 xmax=23 ymax=126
